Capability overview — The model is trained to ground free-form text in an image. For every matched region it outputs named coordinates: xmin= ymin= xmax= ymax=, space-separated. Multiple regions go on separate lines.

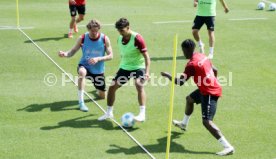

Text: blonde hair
xmin=86 ymin=19 xmax=101 ymax=29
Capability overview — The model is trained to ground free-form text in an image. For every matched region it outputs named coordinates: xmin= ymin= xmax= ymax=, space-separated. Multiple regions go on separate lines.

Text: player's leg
xmin=98 ymin=69 xmax=130 ymax=121
xmin=97 ymin=81 xmax=120 ymax=121
xmin=201 ymin=95 xmax=234 ymax=155
xmin=76 ymin=14 xmax=84 ymax=23
xmin=206 ymin=16 xmax=215 ymax=59
xmin=192 ymin=16 xmax=205 ymax=53
xmin=77 ymin=66 xmax=88 ymax=111
xmin=69 ymin=5 xmax=77 ymax=38
xmin=74 ymin=5 xmax=85 ymax=33
xmin=173 ymin=89 xmax=201 ymax=130
xmin=95 ymin=74 xmax=106 ymax=99
xmin=107 ymin=81 xmax=120 ymax=106
xmin=133 ymin=70 xmax=146 ymax=122
xmin=97 ymin=90 xmax=106 ymax=99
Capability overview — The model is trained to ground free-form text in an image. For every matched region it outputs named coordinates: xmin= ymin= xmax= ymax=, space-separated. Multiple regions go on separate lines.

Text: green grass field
xmin=1 ymin=0 xmax=276 ymax=158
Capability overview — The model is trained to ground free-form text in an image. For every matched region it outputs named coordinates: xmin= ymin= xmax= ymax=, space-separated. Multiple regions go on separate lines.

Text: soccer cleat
xmin=216 ymin=146 xmax=235 ymax=156
xmin=73 ymin=24 xmax=78 ymax=33
xmin=68 ymin=32 xmax=73 ymax=38
xmin=79 ymin=102 xmax=88 ymax=112
xmin=172 ymin=120 xmax=187 ymax=131
xmin=199 ymin=43 xmax=205 ymax=53
xmin=208 ymin=53 xmax=214 ymax=59
xmin=98 ymin=112 xmax=114 ymax=121
xmin=134 ymin=114 xmax=145 ymax=122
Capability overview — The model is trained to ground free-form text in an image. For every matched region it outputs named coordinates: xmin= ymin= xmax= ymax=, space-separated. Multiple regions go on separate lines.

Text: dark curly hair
xmin=115 ymin=18 xmax=129 ymax=29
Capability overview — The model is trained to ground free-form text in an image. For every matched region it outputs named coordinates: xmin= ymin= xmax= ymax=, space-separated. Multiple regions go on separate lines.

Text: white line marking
xmin=228 ymin=18 xmax=268 ymax=21
xmin=17 ymin=28 xmax=156 ymax=159
xmin=263 ymin=0 xmax=276 ymax=4
xmin=153 ymin=20 xmax=192 ymax=24
xmin=153 ymin=18 xmax=268 ymax=24
xmin=0 ymin=26 xmax=34 ymax=30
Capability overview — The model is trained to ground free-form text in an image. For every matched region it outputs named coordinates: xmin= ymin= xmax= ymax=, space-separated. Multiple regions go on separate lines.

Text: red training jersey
xmin=69 ymin=0 xmax=86 ymax=6
xmin=183 ymin=53 xmax=222 ymax=96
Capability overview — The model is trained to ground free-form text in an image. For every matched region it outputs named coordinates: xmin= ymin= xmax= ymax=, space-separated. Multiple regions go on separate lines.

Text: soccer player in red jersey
xmin=161 ymin=39 xmax=234 ymax=156
xmin=68 ymin=0 xmax=86 ymax=38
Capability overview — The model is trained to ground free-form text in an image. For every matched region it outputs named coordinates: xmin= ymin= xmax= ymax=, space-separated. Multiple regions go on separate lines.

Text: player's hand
xmin=161 ymin=72 xmax=170 ymax=78
xmin=58 ymin=51 xmax=68 ymax=57
xmin=144 ymin=73 xmax=150 ymax=81
xmin=224 ymin=7 xmax=229 ymax=13
xmin=88 ymin=57 xmax=100 ymax=65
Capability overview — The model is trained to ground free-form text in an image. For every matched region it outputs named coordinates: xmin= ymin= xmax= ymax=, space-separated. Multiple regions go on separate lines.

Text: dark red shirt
xmin=122 ymin=34 xmax=147 ymax=53
xmin=184 ymin=53 xmax=222 ymax=96
xmin=69 ymin=0 xmax=86 ymax=6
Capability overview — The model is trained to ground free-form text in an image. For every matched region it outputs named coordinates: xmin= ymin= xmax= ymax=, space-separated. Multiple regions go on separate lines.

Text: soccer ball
xmin=269 ymin=3 xmax=276 ymax=11
xmin=257 ymin=2 xmax=266 ymax=10
xmin=121 ymin=112 xmax=135 ymax=128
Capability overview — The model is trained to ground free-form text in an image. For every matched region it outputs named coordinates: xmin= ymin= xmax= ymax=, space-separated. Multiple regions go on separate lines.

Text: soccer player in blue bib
xmin=59 ymin=19 xmax=113 ymax=112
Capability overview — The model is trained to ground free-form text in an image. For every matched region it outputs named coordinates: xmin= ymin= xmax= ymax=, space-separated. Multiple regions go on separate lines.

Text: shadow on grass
xmin=40 ymin=114 xmax=114 ymax=130
xmin=24 ymin=34 xmax=67 ymax=43
xmin=106 ymin=131 xmax=214 ymax=155
xmin=17 ymin=99 xmax=90 ymax=112
xmin=150 ymin=56 xmax=185 ymax=61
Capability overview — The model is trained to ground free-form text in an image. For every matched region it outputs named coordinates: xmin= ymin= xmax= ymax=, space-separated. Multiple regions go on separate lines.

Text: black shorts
xmin=78 ymin=65 xmax=106 ymax=91
xmin=113 ymin=68 xmax=145 ymax=85
xmin=69 ymin=5 xmax=86 ymax=17
xmin=192 ymin=16 xmax=215 ymax=31
xmin=189 ymin=89 xmax=219 ymax=120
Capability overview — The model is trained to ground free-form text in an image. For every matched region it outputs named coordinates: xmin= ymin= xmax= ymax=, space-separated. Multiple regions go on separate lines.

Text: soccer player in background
xmin=59 ymin=19 xmax=113 ymax=112
xmin=68 ymin=0 xmax=86 ymax=38
xmin=98 ymin=18 xmax=150 ymax=122
xmin=192 ymin=0 xmax=229 ymax=59
xmin=161 ymin=39 xmax=234 ymax=156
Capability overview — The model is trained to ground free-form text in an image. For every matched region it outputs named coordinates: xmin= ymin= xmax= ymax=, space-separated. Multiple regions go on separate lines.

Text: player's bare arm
xmin=142 ymin=51 xmax=150 ymax=80
xmin=194 ymin=0 xmax=198 ymax=7
xmin=58 ymin=36 xmax=82 ymax=57
xmin=88 ymin=36 xmax=113 ymax=65
xmin=161 ymin=72 xmax=186 ymax=86
xmin=212 ymin=65 xmax=218 ymax=77
xmin=219 ymin=0 xmax=229 ymax=13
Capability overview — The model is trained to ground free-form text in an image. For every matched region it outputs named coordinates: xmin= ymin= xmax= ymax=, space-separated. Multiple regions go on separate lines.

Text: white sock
xmin=218 ymin=136 xmax=232 ymax=148
xmin=78 ymin=90 xmax=84 ymax=103
xmin=107 ymin=106 xmax=113 ymax=114
xmin=209 ymin=47 xmax=214 ymax=54
xmin=182 ymin=114 xmax=190 ymax=125
xmin=139 ymin=105 xmax=146 ymax=115
xmin=198 ymin=40 xmax=204 ymax=47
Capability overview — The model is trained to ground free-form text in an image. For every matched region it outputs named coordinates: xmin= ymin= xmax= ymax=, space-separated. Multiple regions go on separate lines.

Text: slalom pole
xmin=165 ymin=34 xmax=178 ymax=159
xmin=16 ymin=0 xmax=20 ymax=27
